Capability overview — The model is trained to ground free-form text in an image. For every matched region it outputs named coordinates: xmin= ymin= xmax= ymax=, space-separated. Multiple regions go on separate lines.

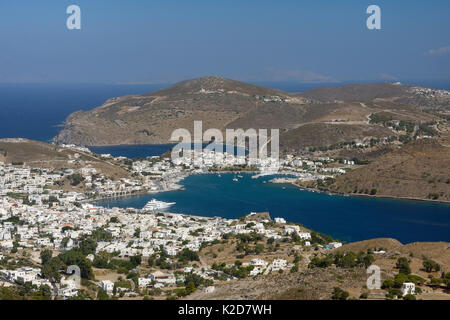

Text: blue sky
xmin=0 ymin=0 xmax=449 ymax=84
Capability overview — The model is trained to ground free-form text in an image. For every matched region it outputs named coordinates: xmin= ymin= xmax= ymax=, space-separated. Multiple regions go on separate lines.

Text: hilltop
xmin=54 ymin=76 xmax=310 ymax=146
xmin=297 ymin=82 xmax=450 ymax=111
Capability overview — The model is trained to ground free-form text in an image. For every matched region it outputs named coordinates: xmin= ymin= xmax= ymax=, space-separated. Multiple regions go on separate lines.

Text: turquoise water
xmin=95 ymin=173 xmax=450 ymax=244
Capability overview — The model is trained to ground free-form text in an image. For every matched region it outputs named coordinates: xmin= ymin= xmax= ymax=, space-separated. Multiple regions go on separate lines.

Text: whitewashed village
xmin=0 ymin=143 xmax=445 ymax=300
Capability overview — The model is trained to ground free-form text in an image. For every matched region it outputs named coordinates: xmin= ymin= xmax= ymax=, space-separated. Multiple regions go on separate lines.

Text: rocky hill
xmin=0 ymin=138 xmax=129 ymax=180
xmin=54 ymin=76 xmax=310 ymax=146
xmin=297 ymin=82 xmax=450 ymax=111
xmin=327 ymin=138 xmax=450 ymax=201
xmin=54 ymin=77 xmax=449 ymax=149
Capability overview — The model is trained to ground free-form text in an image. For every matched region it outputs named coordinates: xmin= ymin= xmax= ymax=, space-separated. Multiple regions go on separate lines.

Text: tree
xmin=68 ymin=173 xmax=84 ymax=186
xmin=97 ymin=288 xmax=109 ymax=300
xmin=331 ymin=287 xmax=349 ymax=300
xmin=177 ymin=249 xmax=199 ymax=262
xmin=93 ymin=251 xmax=111 ymax=269
xmin=130 ymin=255 xmax=142 ymax=268
xmin=423 ymin=258 xmax=440 ymax=273
xmin=58 ymin=249 xmax=94 ymax=280
xmin=185 ymin=281 xmax=196 ymax=295
xmin=40 ymin=249 xmax=53 ymax=265
xmin=41 ymin=257 xmax=63 ymax=282
xmin=109 ymin=217 xmax=119 ymax=223
xmin=290 ymin=263 xmax=299 ymax=273
xmin=396 ymin=257 xmax=411 ymax=274
xmin=79 ymin=237 xmax=97 ymax=256
xmin=382 ymin=279 xmax=395 ymax=289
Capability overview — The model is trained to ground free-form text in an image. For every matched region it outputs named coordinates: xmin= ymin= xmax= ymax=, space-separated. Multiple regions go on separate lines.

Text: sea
xmin=94 ymin=173 xmax=450 ymax=244
xmin=1 ymin=81 xmax=449 ymax=243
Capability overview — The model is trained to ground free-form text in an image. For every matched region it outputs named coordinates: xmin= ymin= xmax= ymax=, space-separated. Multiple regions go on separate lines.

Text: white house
xmin=327 ymin=242 xmax=342 ymax=249
xmin=274 ymin=217 xmax=286 ymax=224
xmin=100 ymin=280 xmax=114 ymax=294
xmin=151 ymin=271 xmax=176 ymax=285
xmin=401 ymin=282 xmax=415 ymax=296
xmin=271 ymin=259 xmax=287 ymax=271
xmin=138 ymin=277 xmax=153 ymax=288
xmin=58 ymin=278 xmax=79 ymax=299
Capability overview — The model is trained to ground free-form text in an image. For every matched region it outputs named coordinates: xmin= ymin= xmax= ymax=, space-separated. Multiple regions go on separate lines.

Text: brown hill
xmin=54 ymin=77 xmax=448 ymax=149
xmin=54 ymin=76 xmax=310 ymax=146
xmin=298 ymin=82 xmax=450 ymax=111
xmin=279 ymin=123 xmax=394 ymax=151
xmin=0 ymin=138 xmax=129 ymax=179
xmin=328 ymin=138 xmax=450 ymax=201
xmin=297 ymin=83 xmax=412 ymax=102
xmin=335 ymin=238 xmax=403 ymax=252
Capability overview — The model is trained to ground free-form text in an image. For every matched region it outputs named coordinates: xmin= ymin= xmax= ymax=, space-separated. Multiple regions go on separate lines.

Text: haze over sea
xmin=1 ymin=81 xmax=449 ymax=244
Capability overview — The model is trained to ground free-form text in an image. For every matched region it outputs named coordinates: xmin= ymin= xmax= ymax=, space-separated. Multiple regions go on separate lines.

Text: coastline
xmin=88 ymin=170 xmax=450 ymax=207
xmin=270 ymin=177 xmax=450 ymax=205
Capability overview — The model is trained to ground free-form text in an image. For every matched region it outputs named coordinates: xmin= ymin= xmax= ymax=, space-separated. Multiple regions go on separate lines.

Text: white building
xmin=274 ymin=217 xmax=286 ymax=224
xmin=138 ymin=277 xmax=153 ymax=288
xmin=327 ymin=242 xmax=342 ymax=249
xmin=401 ymin=282 xmax=415 ymax=296
xmin=100 ymin=280 xmax=114 ymax=294
xmin=271 ymin=259 xmax=287 ymax=271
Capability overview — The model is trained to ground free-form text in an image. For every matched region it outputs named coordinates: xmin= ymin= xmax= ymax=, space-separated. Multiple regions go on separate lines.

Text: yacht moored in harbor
xmin=142 ymin=199 xmax=176 ymax=211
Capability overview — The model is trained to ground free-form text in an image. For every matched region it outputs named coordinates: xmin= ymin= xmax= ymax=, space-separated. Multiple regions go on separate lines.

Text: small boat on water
xmin=142 ymin=199 xmax=175 ymax=211
xmin=237 ymin=175 xmax=243 ymax=178
xmin=233 ymin=176 xmax=238 ymax=182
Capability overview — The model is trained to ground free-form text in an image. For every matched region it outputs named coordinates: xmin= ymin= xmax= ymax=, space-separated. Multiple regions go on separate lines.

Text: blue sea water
xmin=0 ymin=83 xmax=168 ymax=142
xmin=89 ymin=144 xmax=175 ymax=158
xmin=95 ymin=173 xmax=450 ymax=244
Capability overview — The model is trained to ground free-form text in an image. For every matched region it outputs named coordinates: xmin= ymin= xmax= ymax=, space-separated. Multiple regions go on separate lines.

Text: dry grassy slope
xmin=190 ymin=238 xmax=450 ymax=300
xmin=336 ymin=238 xmax=450 ymax=272
xmin=328 ymin=139 xmax=450 ymax=201
xmin=54 ymin=77 xmax=446 ymax=149
xmin=0 ymin=138 xmax=129 ymax=180
xmin=297 ymin=83 xmax=413 ymax=102
xmin=279 ymin=123 xmax=395 ymax=150
xmin=335 ymin=238 xmax=403 ymax=253
xmin=298 ymin=82 xmax=450 ymax=110
xmin=54 ymin=76 xmax=310 ymax=146
xmin=187 ymin=267 xmax=367 ymax=300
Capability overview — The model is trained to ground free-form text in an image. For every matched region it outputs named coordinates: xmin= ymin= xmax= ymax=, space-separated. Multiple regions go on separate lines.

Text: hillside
xmin=54 ymin=77 xmax=449 ymax=151
xmin=0 ymin=138 xmax=129 ymax=180
xmin=327 ymin=138 xmax=450 ymax=201
xmin=188 ymin=238 xmax=450 ymax=300
xmin=298 ymin=82 xmax=450 ymax=111
xmin=54 ymin=76 xmax=310 ymax=146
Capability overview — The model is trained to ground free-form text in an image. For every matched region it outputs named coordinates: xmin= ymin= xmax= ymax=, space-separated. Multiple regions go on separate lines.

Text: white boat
xmin=233 ymin=177 xmax=238 ymax=182
xmin=237 ymin=175 xmax=243 ymax=178
xmin=142 ymin=199 xmax=175 ymax=211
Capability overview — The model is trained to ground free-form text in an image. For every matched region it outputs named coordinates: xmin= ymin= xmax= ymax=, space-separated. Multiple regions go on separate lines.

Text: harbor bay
xmin=95 ymin=172 xmax=450 ymax=244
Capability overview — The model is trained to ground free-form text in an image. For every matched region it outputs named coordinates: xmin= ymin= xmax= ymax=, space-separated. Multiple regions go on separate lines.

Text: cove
xmin=94 ymin=173 xmax=450 ymax=244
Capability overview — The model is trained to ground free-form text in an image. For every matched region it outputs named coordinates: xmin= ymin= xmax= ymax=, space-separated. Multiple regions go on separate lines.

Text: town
xmin=0 ymin=143 xmax=351 ymax=299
